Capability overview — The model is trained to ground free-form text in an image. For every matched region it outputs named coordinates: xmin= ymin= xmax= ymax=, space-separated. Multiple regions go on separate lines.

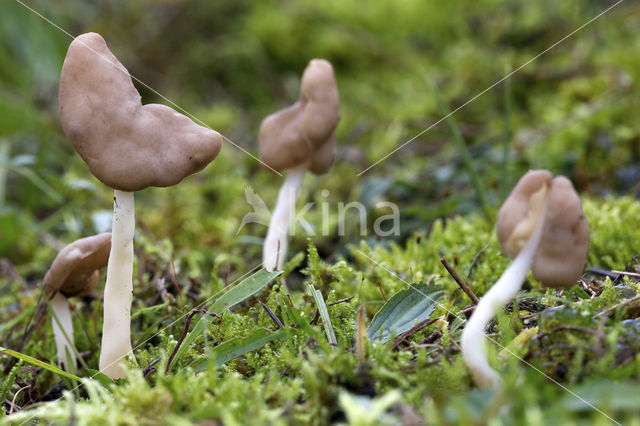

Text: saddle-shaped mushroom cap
xmin=258 ymin=59 xmax=339 ymax=174
xmin=59 ymin=33 xmax=222 ymax=192
xmin=43 ymin=233 xmax=112 ymax=298
xmin=497 ymin=170 xmax=553 ymax=258
xmin=532 ymin=176 xmax=590 ymax=287
xmin=497 ymin=170 xmax=589 ymax=288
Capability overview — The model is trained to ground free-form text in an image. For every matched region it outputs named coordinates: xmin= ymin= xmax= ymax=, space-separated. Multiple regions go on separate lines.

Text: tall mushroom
xmin=59 ymin=33 xmax=222 ymax=378
xmin=258 ymin=59 xmax=339 ymax=271
xmin=460 ymin=170 xmax=589 ymax=390
xmin=43 ymin=233 xmax=111 ymax=370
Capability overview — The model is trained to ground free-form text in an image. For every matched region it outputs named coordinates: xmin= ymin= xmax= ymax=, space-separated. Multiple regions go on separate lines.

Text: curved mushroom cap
xmin=258 ymin=59 xmax=339 ymax=175
xmin=43 ymin=233 xmax=112 ymax=298
xmin=59 ymin=33 xmax=222 ymax=192
xmin=497 ymin=170 xmax=589 ymax=288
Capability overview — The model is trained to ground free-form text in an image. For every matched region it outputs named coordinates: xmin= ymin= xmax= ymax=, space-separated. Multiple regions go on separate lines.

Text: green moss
xmin=2 ymin=196 xmax=639 ymax=425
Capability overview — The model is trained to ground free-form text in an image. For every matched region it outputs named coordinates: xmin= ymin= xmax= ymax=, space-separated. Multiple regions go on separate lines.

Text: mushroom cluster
xmin=43 ymin=233 xmax=111 ymax=369
xmin=460 ymin=170 xmax=589 ymax=390
xmin=51 ymin=33 xmax=594 ymax=396
xmin=59 ymin=33 xmax=223 ymax=378
xmin=258 ymin=59 xmax=339 ymax=271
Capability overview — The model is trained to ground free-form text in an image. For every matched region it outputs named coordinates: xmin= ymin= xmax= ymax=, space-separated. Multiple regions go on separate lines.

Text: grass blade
xmin=0 ymin=346 xmax=83 ymax=383
xmin=501 ymin=66 xmax=513 ymax=199
xmin=191 ymin=328 xmax=288 ymax=371
xmin=308 ymin=284 xmax=337 ymax=347
xmin=430 ymin=82 xmax=493 ymax=221
xmin=170 ymin=269 xmax=282 ymax=371
xmin=210 ymin=269 xmax=282 ymax=315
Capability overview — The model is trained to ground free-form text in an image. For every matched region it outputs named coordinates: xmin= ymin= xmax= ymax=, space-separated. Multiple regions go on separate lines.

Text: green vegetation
xmin=1 ymin=0 xmax=639 ymax=424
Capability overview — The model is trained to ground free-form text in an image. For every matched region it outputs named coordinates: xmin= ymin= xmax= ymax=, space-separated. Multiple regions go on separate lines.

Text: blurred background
xmin=1 ymin=0 xmax=638 ymax=284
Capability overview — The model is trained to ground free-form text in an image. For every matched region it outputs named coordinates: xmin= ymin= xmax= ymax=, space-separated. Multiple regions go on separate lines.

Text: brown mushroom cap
xmin=258 ymin=59 xmax=339 ymax=174
xmin=497 ymin=170 xmax=589 ymax=288
xmin=59 ymin=33 xmax=222 ymax=192
xmin=43 ymin=233 xmax=112 ymax=298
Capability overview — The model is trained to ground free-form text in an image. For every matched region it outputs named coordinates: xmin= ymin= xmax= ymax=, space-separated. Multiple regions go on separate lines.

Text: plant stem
xmin=99 ymin=189 xmax=135 ymax=379
xmin=263 ymin=164 xmax=306 ymax=271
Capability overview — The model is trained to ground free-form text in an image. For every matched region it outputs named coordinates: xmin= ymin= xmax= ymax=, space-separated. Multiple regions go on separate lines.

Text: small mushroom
xmin=460 ymin=170 xmax=589 ymax=390
xmin=59 ymin=33 xmax=222 ymax=378
xmin=258 ymin=59 xmax=339 ymax=271
xmin=43 ymin=233 xmax=111 ymax=370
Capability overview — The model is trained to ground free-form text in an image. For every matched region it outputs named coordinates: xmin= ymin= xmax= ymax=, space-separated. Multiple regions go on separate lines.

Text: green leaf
xmin=561 ymin=380 xmax=640 ymax=412
xmin=0 ymin=346 xmax=82 ymax=383
xmin=169 ymin=314 xmax=209 ymax=372
xmin=170 ymin=269 xmax=282 ymax=371
xmin=367 ymin=282 xmax=443 ymax=344
xmin=191 ymin=328 xmax=288 ymax=371
xmin=86 ymin=369 xmax=114 ymax=389
xmin=280 ymin=300 xmax=331 ymax=352
xmin=0 ymin=305 xmax=34 ymax=336
xmin=210 ymin=269 xmax=282 ymax=315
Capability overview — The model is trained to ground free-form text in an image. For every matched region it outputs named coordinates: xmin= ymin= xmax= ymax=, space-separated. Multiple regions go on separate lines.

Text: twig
xmin=3 ymin=399 xmax=21 ymax=414
xmin=593 ymin=296 xmax=640 ymax=319
xmin=309 ymin=309 xmax=320 ymax=326
xmin=454 ymin=305 xmax=476 ymax=319
xmin=449 ymin=337 xmax=462 ymax=353
xmin=259 ymin=301 xmax=284 ymax=329
xmin=440 ymin=256 xmax=479 ymax=304
xmin=611 ymin=270 xmax=640 ymax=278
xmin=9 ymin=385 xmax=29 ymax=415
xmin=391 ymin=317 xmax=439 ymax=350
xmin=578 ymin=279 xmax=596 ymax=298
xmin=164 ymin=311 xmax=196 ymax=374
xmin=327 ymin=297 xmax=354 ymax=306
xmin=143 ymin=357 xmax=161 ymax=378
xmin=164 ymin=309 xmax=218 ymax=374
xmin=377 ymin=282 xmax=387 ymax=302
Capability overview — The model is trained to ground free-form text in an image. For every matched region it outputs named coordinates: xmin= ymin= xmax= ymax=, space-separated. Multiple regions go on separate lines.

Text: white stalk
xmin=99 ymin=189 xmax=135 ymax=379
xmin=50 ymin=292 xmax=75 ymax=369
xmin=263 ymin=164 xmax=307 ymax=271
xmin=461 ymin=202 xmax=547 ymax=391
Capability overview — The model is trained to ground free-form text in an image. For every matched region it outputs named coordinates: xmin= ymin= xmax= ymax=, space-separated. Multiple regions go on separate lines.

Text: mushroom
xmin=59 ymin=33 xmax=222 ymax=378
xmin=258 ymin=59 xmax=339 ymax=271
xmin=460 ymin=170 xmax=589 ymax=390
xmin=43 ymin=233 xmax=111 ymax=370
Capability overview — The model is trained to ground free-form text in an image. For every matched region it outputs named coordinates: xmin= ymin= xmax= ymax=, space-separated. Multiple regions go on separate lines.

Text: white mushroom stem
xmin=99 ymin=189 xmax=135 ymax=379
xmin=263 ymin=163 xmax=307 ymax=271
xmin=460 ymin=199 xmax=548 ymax=391
xmin=50 ymin=292 xmax=76 ymax=369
